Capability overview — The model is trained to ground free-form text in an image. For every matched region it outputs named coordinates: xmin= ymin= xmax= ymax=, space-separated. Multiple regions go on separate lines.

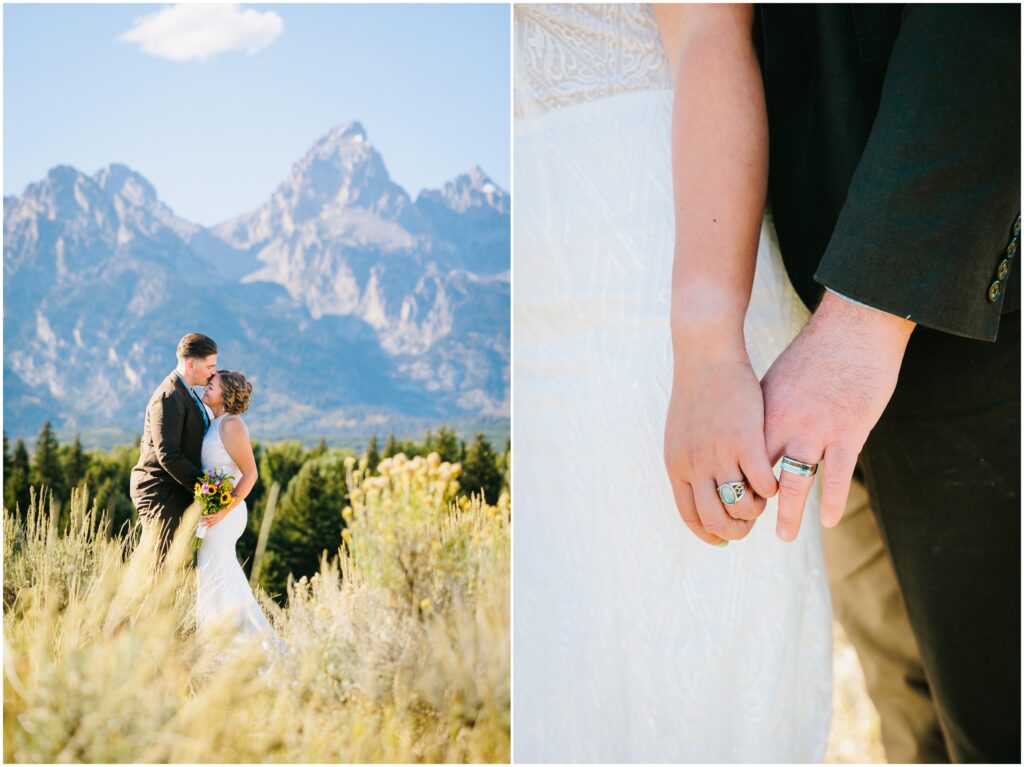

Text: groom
xmin=130 ymin=333 xmax=217 ymax=558
xmin=751 ymin=4 xmax=1019 ymax=763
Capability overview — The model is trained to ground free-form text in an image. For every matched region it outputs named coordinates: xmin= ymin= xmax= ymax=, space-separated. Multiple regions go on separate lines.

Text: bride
xmin=196 ymin=370 xmax=283 ymax=657
xmin=514 ymin=4 xmax=831 ymax=761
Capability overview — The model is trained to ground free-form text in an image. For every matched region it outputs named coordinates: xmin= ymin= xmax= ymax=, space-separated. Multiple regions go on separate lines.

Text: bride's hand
xmin=664 ymin=342 xmax=779 ymax=545
xmin=200 ymin=506 xmax=232 ymax=528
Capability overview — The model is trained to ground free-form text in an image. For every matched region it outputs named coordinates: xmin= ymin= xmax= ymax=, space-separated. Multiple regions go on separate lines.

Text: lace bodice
xmin=514 ymin=3 xmax=673 ymax=119
xmin=201 ymin=415 xmax=242 ymax=482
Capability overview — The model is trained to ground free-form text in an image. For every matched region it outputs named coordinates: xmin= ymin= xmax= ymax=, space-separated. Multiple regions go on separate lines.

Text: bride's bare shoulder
xmin=220 ymin=414 xmax=250 ymax=439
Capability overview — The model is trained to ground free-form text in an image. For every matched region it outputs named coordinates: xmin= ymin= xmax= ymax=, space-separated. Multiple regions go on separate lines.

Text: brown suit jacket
xmin=130 ymin=371 xmax=207 ymax=519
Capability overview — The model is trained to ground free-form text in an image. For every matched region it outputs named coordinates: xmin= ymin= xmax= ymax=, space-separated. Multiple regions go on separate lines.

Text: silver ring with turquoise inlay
xmin=780 ymin=455 xmax=818 ymax=477
xmin=717 ymin=480 xmax=748 ymax=506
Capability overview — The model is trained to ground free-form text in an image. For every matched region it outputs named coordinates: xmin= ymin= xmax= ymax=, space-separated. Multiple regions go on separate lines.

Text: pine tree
xmin=85 ymin=445 xmax=138 ymax=537
xmin=244 ymin=442 xmax=307 ymax=571
xmin=32 ymin=421 xmax=65 ymax=502
xmin=260 ymin=454 xmax=348 ymax=602
xmin=4 ymin=438 xmax=31 ymax=513
xmin=62 ymin=434 xmax=89 ymax=492
xmin=309 ymin=437 xmax=328 ymax=459
xmin=259 ymin=442 xmax=307 ymax=494
xmin=460 ymin=433 xmax=503 ymax=503
xmin=433 ymin=426 xmax=461 ymax=463
xmin=383 ymin=434 xmax=399 ymax=459
xmin=364 ymin=434 xmax=380 ymax=473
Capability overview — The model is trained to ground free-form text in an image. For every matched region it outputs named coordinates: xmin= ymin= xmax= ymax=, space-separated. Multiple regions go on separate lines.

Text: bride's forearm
xmin=230 ymin=471 xmax=257 ymax=508
xmin=657 ymin=5 xmax=766 ymax=364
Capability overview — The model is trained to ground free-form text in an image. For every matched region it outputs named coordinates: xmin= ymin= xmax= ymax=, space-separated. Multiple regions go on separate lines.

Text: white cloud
xmin=119 ymin=4 xmax=284 ymax=63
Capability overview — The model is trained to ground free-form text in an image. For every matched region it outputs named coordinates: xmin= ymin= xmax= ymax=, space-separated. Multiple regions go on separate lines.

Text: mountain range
xmin=3 ymin=121 xmax=509 ymax=447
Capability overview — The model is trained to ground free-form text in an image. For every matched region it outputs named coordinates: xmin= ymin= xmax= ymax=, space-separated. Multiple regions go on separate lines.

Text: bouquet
xmin=192 ymin=469 xmax=236 ymax=549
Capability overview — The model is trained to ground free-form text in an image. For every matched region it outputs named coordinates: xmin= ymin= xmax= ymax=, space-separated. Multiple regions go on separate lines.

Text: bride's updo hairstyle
xmin=216 ymin=370 xmax=252 ymax=414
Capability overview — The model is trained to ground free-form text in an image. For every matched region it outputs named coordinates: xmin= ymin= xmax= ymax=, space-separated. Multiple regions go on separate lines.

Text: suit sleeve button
xmin=1008 ymin=239 xmax=1018 ymax=259
xmin=1015 ymin=215 xmax=1020 ymax=237
xmin=997 ymin=259 xmax=1011 ymax=280
xmin=988 ymin=280 xmax=1004 ymax=302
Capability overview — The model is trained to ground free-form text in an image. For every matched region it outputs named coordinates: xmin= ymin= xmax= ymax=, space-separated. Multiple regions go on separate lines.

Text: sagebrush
xmin=3 ymin=454 xmax=510 ymax=763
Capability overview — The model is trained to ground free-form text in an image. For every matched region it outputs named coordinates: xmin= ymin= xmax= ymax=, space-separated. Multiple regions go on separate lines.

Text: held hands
xmin=666 ymin=290 xmax=914 ymax=545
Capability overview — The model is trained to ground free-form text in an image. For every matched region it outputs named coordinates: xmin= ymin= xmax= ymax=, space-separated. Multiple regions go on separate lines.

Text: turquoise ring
xmin=717 ymin=481 xmax=747 ymax=506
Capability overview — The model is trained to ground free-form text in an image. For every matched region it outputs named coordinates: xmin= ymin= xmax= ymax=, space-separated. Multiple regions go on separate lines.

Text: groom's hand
xmin=761 ymin=290 xmax=915 ymax=541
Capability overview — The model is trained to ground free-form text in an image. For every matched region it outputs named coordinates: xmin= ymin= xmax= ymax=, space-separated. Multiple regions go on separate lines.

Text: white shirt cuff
xmin=826 ymin=287 xmax=875 ymax=310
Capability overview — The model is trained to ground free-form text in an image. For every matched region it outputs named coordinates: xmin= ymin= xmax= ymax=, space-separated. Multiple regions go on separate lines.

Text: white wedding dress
xmin=513 ymin=5 xmax=832 ymax=762
xmin=197 ymin=414 xmax=284 ymax=658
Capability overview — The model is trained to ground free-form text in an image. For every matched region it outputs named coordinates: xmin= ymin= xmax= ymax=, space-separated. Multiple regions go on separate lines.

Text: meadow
xmin=3 ymin=453 xmax=510 ymax=763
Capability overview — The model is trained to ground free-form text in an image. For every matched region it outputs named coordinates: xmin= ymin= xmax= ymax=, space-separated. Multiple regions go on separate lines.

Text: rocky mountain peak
xmin=430 ymin=165 xmax=508 ymax=214
xmin=7 ymin=165 xmax=114 ymax=228
xmin=214 ymin=121 xmax=416 ymax=248
xmin=303 ymin=121 xmax=374 ymax=167
xmin=3 ymin=121 xmax=510 ymax=440
xmin=94 ymin=163 xmax=159 ymax=206
xmin=5 ymin=161 xmax=198 ymax=253
xmin=280 ymin=120 xmax=407 ymax=219
xmin=322 ymin=120 xmax=368 ymax=144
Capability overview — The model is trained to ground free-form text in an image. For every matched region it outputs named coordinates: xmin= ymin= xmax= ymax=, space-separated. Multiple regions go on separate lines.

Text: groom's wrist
xmin=812 ymin=288 xmax=916 ymax=352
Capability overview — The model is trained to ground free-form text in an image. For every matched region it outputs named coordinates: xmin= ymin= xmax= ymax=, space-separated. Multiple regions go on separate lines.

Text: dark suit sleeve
xmin=149 ymin=391 xmax=201 ymax=490
xmin=813 ymin=3 xmax=1020 ymax=341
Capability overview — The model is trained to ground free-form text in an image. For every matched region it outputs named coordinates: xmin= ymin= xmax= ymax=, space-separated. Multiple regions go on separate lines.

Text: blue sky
xmin=3 ymin=3 xmax=510 ymax=226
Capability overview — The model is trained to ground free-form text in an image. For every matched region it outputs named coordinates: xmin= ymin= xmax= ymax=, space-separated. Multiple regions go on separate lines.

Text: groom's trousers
xmin=824 ymin=478 xmax=949 ymax=763
xmin=857 ymin=310 xmax=1020 ymax=763
xmin=135 ymin=492 xmax=190 ymax=564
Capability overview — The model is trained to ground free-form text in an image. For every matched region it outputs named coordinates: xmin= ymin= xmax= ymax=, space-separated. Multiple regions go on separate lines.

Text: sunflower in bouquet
xmin=192 ymin=469 xmax=236 ymax=549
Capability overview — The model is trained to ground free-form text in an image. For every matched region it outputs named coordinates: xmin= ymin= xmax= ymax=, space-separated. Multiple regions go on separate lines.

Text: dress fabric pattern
xmin=197 ymin=415 xmax=282 ymax=656
xmin=513 ymin=4 xmax=833 ymax=762
xmin=515 ymin=3 xmax=673 ymax=118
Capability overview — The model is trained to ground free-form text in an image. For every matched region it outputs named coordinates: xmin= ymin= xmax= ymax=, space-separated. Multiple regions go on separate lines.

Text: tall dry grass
xmin=3 ymin=454 xmax=510 ymax=763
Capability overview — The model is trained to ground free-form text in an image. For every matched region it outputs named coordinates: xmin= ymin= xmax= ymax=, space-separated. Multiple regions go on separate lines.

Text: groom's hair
xmin=176 ymin=333 xmax=217 ymax=361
